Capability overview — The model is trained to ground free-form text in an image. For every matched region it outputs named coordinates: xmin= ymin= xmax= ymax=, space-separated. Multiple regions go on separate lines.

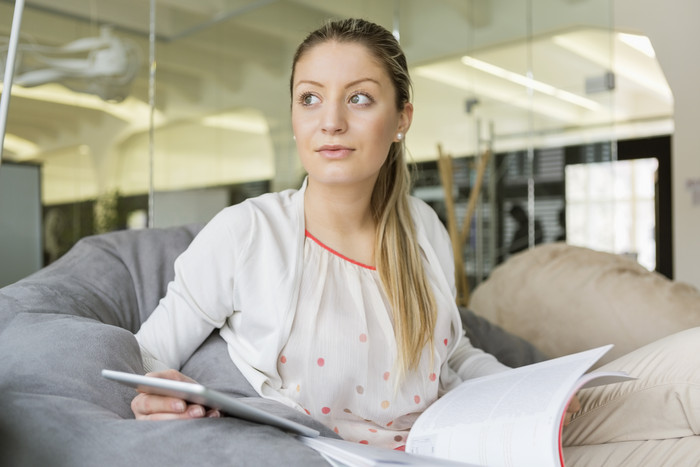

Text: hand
xmin=563 ymin=393 xmax=582 ymax=427
xmin=130 ymin=369 xmax=221 ymax=420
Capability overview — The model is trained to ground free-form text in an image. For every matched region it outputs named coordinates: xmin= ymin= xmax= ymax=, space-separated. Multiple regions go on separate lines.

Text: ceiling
xmin=0 ymin=0 xmax=673 ymax=204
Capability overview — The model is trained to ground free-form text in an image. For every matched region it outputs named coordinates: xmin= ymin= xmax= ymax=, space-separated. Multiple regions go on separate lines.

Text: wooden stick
xmin=459 ymin=149 xmax=493 ymax=246
xmin=437 ymin=145 xmax=469 ymax=307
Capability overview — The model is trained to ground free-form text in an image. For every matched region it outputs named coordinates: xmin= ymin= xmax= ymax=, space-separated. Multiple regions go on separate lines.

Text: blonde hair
xmin=291 ymin=19 xmax=436 ymax=377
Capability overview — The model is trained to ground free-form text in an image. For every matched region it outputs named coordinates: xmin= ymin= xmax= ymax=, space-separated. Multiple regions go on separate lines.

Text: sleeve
xmin=139 ymin=345 xmax=170 ymax=373
xmin=135 ymin=206 xmax=251 ymax=371
xmin=410 ymin=198 xmax=458 ymax=301
xmin=448 ymin=333 xmax=511 ymax=380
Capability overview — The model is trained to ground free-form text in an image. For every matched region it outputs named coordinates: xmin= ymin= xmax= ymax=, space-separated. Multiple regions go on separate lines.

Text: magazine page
xmin=405 ymin=346 xmax=626 ymax=466
xmin=298 ymin=435 xmax=477 ymax=466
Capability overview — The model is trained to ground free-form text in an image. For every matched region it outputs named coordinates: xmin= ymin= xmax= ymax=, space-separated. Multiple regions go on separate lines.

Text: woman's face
xmin=291 ymin=41 xmax=412 ymax=191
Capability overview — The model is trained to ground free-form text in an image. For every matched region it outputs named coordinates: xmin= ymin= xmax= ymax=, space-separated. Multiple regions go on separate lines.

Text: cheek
xmin=368 ymin=118 xmax=399 ymax=151
xmin=291 ymin=113 xmax=301 ymax=138
xmin=291 ymin=119 xmax=312 ymax=149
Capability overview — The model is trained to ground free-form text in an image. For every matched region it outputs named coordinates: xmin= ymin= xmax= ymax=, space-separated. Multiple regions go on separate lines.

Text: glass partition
xmin=0 ymin=0 xmax=153 ymax=285
xmin=0 ymin=0 xmax=673 ymax=288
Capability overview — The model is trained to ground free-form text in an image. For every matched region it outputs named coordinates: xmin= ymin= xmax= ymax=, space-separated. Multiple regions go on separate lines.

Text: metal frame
xmin=0 ymin=0 xmax=25 ymax=167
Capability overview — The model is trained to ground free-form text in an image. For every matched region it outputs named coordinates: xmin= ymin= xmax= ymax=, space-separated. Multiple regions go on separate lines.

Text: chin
xmin=307 ymin=172 xmax=377 ymax=188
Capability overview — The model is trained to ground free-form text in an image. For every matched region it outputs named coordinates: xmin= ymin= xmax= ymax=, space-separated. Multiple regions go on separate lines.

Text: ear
xmin=396 ymin=102 xmax=413 ymax=140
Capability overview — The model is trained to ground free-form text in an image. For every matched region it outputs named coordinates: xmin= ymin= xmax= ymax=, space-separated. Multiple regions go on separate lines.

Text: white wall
xmin=615 ymin=0 xmax=700 ymax=289
xmin=152 ymin=187 xmax=229 ymax=229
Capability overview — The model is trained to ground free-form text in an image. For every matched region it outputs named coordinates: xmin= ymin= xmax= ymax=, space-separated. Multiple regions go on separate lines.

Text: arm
xmin=449 ymin=333 xmax=510 ymax=380
xmin=135 ymin=207 xmax=248 ymax=370
xmin=132 ymin=207 xmax=251 ymax=419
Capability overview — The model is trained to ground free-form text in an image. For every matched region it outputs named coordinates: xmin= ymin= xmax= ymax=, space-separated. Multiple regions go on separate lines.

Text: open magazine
xmin=300 ymin=345 xmax=634 ymax=466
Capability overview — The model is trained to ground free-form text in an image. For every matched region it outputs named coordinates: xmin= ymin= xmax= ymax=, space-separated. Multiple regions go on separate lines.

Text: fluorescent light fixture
xmin=3 ymin=133 xmax=39 ymax=159
xmin=553 ymin=33 xmax=671 ymax=100
xmin=0 ymin=82 xmax=161 ymax=127
xmin=460 ymin=56 xmax=602 ymax=111
xmin=201 ymin=111 xmax=268 ymax=134
xmin=618 ymin=33 xmax=656 ymax=58
xmin=414 ymin=64 xmax=585 ymax=122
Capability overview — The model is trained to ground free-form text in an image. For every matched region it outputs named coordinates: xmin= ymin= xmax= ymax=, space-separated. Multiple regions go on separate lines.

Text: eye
xmin=299 ymin=93 xmax=320 ymax=106
xmin=349 ymin=93 xmax=373 ymax=105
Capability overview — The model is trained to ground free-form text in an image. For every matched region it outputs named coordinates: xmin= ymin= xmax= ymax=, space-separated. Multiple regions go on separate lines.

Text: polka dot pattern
xmin=274 ymin=233 xmax=457 ymax=450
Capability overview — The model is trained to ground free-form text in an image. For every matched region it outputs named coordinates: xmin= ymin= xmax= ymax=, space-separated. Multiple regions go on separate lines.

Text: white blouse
xmin=277 ymin=231 xmax=459 ymax=449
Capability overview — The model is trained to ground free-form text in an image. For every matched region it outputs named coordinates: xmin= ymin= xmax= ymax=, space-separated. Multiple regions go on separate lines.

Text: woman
xmin=132 ymin=18 xmax=510 ymax=448
xmin=133 ymin=18 xmax=700 ymax=464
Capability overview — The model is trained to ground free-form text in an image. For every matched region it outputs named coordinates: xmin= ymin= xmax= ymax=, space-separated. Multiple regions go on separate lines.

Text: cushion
xmin=0 ymin=226 xmax=332 ymax=466
xmin=0 ymin=224 xmax=202 ymax=332
xmin=0 ymin=223 xmax=549 ymax=466
xmin=459 ymin=307 xmax=547 ymax=367
xmin=469 ymin=242 xmax=700 ymax=366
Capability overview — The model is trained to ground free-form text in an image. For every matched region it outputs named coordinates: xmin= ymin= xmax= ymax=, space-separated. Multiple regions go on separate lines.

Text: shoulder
xmin=244 ymin=188 xmax=299 ymax=219
xmin=408 ymin=195 xmax=455 ymax=282
xmin=186 ymin=188 xmax=301 ymax=257
xmin=210 ymin=188 xmax=300 ymax=231
xmin=408 ymin=196 xmax=447 ymax=239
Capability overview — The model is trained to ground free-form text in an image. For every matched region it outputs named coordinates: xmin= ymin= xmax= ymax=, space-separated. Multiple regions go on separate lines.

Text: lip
xmin=316 ymin=144 xmax=354 ymax=159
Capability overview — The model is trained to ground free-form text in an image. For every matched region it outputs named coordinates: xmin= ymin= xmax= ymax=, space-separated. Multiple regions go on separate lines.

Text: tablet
xmin=102 ymin=369 xmax=319 ymax=438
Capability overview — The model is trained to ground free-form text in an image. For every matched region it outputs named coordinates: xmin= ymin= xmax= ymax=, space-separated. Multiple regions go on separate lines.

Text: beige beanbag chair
xmin=469 ymin=243 xmax=700 ymax=366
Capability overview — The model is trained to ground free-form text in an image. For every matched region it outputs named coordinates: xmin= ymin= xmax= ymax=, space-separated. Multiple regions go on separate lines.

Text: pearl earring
xmin=397 ymin=132 xmax=404 ymax=141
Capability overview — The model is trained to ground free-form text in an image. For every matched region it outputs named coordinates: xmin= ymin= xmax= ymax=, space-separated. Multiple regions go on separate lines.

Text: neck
xmin=303 ymin=179 xmax=376 ymax=236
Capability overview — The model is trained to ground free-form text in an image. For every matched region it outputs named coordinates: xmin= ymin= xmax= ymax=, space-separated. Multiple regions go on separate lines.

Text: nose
xmin=321 ymin=101 xmax=347 ymax=135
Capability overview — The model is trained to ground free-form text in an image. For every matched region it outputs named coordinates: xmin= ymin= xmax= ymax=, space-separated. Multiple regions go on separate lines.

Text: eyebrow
xmin=294 ymin=77 xmax=381 ymax=90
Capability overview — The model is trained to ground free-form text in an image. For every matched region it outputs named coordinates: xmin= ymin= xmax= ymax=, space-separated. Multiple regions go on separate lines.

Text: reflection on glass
xmin=0 ymin=0 xmax=674 ymax=282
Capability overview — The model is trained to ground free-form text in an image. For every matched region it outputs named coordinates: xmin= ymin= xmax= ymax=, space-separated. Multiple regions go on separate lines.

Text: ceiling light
xmin=0 ymin=82 xmax=162 ymax=127
xmin=2 ymin=133 xmax=39 ymax=159
xmin=461 ymin=56 xmax=602 ymax=111
xmin=414 ymin=65 xmax=583 ymax=122
xmin=553 ymin=33 xmax=671 ymax=100
xmin=201 ymin=111 xmax=268 ymax=134
xmin=618 ymin=33 xmax=656 ymax=58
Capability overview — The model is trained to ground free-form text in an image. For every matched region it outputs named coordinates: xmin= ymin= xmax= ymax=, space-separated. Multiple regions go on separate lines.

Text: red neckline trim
xmin=305 ymin=230 xmax=376 ymax=271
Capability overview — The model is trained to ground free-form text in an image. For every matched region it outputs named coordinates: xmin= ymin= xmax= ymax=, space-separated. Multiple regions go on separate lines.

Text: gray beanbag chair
xmin=0 ymin=224 xmax=543 ymax=466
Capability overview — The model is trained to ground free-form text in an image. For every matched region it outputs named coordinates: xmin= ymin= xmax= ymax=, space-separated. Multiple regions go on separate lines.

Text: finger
xmin=133 ymin=399 xmax=208 ymax=420
xmin=185 ymin=404 xmax=207 ymax=418
xmin=131 ymin=392 xmax=187 ymax=417
xmin=563 ymin=412 xmax=574 ymax=427
xmin=205 ymin=409 xmax=221 ymax=418
xmin=567 ymin=394 xmax=582 ymax=413
xmin=137 ymin=407 xmax=204 ymax=421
